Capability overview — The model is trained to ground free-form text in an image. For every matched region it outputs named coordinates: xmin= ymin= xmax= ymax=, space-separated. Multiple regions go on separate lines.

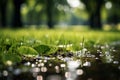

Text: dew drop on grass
xmin=20 ymin=42 xmax=23 ymax=45
xmin=80 ymin=43 xmax=83 ymax=46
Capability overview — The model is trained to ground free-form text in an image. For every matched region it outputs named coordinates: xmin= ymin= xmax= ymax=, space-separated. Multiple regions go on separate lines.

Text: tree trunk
xmin=46 ymin=0 xmax=54 ymax=29
xmin=0 ymin=0 xmax=7 ymax=28
xmin=89 ymin=1 xmax=102 ymax=29
xmin=12 ymin=0 xmax=23 ymax=28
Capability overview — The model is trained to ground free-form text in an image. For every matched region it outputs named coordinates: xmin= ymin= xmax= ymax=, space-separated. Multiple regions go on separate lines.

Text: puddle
xmin=0 ymin=42 xmax=120 ymax=80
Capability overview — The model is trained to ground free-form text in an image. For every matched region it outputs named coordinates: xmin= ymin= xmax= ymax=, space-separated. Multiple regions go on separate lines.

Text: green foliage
xmin=2 ymin=53 xmax=21 ymax=64
xmin=18 ymin=46 xmax=38 ymax=57
xmin=34 ymin=45 xmax=50 ymax=55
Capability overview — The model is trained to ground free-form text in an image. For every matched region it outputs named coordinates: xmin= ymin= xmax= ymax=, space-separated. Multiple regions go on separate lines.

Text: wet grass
xmin=0 ymin=28 xmax=120 ymax=64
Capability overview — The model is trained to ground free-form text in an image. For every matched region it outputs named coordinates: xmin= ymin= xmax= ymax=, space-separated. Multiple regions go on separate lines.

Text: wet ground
xmin=0 ymin=41 xmax=120 ymax=80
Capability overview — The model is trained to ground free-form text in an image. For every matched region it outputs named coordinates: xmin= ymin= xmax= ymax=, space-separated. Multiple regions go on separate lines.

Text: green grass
xmin=0 ymin=27 xmax=120 ymax=65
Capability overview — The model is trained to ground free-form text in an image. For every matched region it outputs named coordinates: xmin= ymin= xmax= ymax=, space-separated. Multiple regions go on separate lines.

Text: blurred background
xmin=0 ymin=0 xmax=120 ymax=30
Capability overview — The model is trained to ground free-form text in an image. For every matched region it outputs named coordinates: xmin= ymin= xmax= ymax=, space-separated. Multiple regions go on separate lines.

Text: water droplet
xmin=80 ymin=43 xmax=83 ymax=46
xmin=40 ymin=63 xmax=44 ymax=67
xmin=60 ymin=64 xmax=66 ymax=68
xmin=101 ymin=46 xmax=105 ymax=49
xmin=49 ymin=63 xmax=52 ymax=67
xmin=31 ymin=64 xmax=36 ymax=67
xmin=55 ymin=66 xmax=60 ymax=73
xmin=30 ymin=67 xmax=40 ymax=73
xmin=76 ymin=69 xmax=84 ymax=75
xmin=95 ymin=57 xmax=99 ymax=60
xmin=37 ymin=75 xmax=43 ymax=80
xmin=113 ymin=61 xmax=119 ymax=64
xmin=67 ymin=61 xmax=80 ymax=70
xmin=44 ymin=60 xmax=47 ymax=63
xmin=65 ymin=72 xmax=71 ymax=78
xmin=112 ymin=50 xmax=116 ymax=52
xmin=83 ymin=61 xmax=91 ymax=67
xmin=41 ymin=67 xmax=47 ymax=72
xmin=24 ymin=62 xmax=31 ymax=66
xmin=35 ymin=62 xmax=38 ymax=64
xmin=3 ymin=70 xmax=8 ymax=76
xmin=39 ymin=60 xmax=42 ymax=62
xmin=97 ymin=50 xmax=100 ymax=52
xmin=20 ymin=42 xmax=23 ymax=45
xmin=55 ymin=66 xmax=59 ymax=70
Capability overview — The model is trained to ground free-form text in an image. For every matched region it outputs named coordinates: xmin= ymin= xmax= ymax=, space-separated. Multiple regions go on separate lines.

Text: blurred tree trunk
xmin=81 ymin=0 xmax=104 ymax=30
xmin=89 ymin=2 xmax=102 ymax=29
xmin=107 ymin=1 xmax=120 ymax=29
xmin=46 ymin=0 xmax=54 ymax=29
xmin=0 ymin=0 xmax=8 ymax=28
xmin=12 ymin=0 xmax=24 ymax=28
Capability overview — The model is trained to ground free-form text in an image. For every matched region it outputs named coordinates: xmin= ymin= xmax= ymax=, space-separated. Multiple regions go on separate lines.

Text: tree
xmin=12 ymin=0 xmax=25 ymax=28
xmin=36 ymin=0 xmax=69 ymax=28
xmin=0 ymin=0 xmax=8 ymax=28
xmin=81 ymin=0 xmax=104 ymax=29
xmin=107 ymin=0 xmax=120 ymax=26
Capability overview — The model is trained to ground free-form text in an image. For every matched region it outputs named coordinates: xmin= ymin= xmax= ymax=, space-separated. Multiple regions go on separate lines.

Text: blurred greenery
xmin=0 ymin=0 xmax=120 ymax=29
